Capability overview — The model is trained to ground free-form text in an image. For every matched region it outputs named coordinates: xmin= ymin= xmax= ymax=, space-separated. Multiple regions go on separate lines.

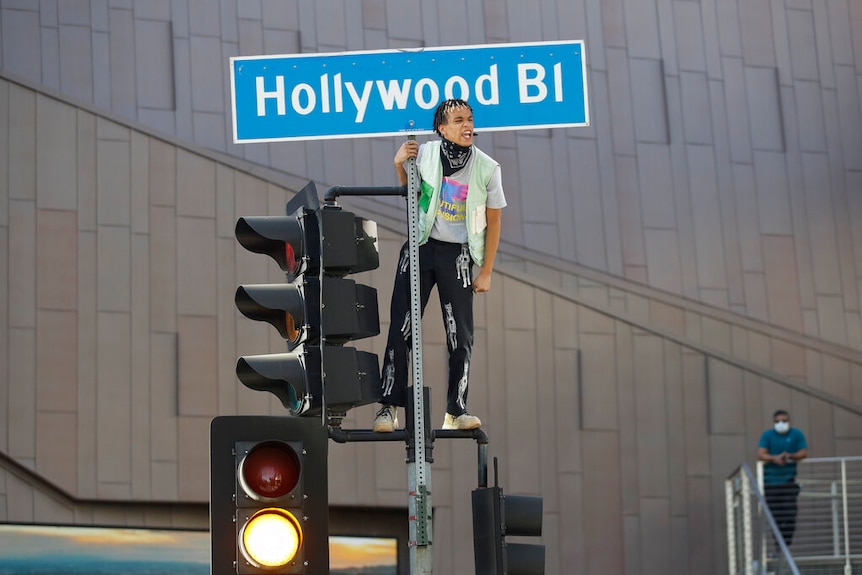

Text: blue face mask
xmin=774 ymin=421 xmax=790 ymax=434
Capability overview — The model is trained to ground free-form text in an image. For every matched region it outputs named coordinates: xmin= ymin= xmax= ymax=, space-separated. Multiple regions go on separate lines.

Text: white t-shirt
xmin=416 ymin=143 xmax=507 ymax=245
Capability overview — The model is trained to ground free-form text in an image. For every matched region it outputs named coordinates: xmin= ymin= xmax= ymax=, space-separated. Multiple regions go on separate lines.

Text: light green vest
xmin=417 ymin=140 xmax=499 ymax=266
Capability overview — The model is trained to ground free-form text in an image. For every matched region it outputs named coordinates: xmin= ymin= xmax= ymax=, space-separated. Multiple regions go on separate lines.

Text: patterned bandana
xmin=440 ymin=137 xmax=473 ymax=177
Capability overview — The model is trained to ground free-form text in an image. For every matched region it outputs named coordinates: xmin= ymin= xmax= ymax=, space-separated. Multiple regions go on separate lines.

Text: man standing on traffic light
xmin=373 ymin=99 xmax=506 ymax=432
xmin=758 ymin=409 xmax=808 ymax=549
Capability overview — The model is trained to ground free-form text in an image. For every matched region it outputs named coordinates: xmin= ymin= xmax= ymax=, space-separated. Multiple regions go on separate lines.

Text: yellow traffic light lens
xmin=285 ymin=311 xmax=300 ymax=343
xmin=240 ymin=508 xmax=303 ymax=568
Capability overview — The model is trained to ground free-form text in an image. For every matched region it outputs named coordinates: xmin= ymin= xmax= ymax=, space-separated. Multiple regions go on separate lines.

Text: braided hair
xmin=433 ymin=99 xmax=473 ymax=136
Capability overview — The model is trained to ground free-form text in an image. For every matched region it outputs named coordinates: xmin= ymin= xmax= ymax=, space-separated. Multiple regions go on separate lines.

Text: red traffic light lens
xmin=239 ymin=441 xmax=301 ymax=501
xmin=285 ymin=243 xmax=300 ymax=276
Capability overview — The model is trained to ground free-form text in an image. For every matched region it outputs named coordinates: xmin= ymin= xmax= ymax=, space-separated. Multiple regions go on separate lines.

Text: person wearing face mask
xmin=757 ymin=409 xmax=808 ymax=548
xmin=372 ymin=99 xmax=506 ymax=432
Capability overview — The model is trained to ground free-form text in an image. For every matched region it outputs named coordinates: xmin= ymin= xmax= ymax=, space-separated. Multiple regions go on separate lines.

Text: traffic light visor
xmin=235 ymin=214 xmax=318 ymax=281
xmin=236 ymin=352 xmax=317 ymax=415
xmin=239 ymin=441 xmax=301 ymax=501
xmin=235 ymin=284 xmax=316 ymax=347
xmin=239 ymin=508 xmax=303 ymax=568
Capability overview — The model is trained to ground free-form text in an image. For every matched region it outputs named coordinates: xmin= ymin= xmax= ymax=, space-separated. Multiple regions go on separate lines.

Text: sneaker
xmin=442 ymin=412 xmax=482 ymax=430
xmin=373 ymin=405 xmax=398 ymax=432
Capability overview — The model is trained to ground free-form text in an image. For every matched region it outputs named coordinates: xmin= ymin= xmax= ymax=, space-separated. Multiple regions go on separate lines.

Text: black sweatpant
xmin=379 ymin=239 xmax=474 ymax=416
xmin=765 ymin=481 xmax=801 ymax=546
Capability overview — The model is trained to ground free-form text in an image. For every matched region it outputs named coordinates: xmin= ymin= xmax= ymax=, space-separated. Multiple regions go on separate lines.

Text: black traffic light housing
xmin=210 ymin=416 xmax=329 ymax=575
xmin=472 ymin=462 xmax=545 ymax=575
xmin=234 ymin=181 xmax=382 ymax=419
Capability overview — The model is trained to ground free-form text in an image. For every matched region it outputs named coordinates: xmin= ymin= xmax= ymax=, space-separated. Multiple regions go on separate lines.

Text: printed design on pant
xmin=456 ymin=245 xmax=472 ymax=288
xmin=456 ymin=361 xmax=469 ymax=410
xmin=399 ymin=311 xmax=411 ymax=342
xmin=382 ymin=349 xmax=396 ymax=397
xmin=444 ymin=302 xmax=458 ymax=350
xmin=398 ymin=247 xmax=410 ymax=274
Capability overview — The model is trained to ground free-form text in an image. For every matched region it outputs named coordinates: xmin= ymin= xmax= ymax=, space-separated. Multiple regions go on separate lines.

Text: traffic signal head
xmin=473 ymin=485 xmax=545 ymax=575
xmin=235 ymin=346 xmax=381 ymax=416
xmin=234 ymin=181 xmax=383 ymax=419
xmin=236 ymin=440 xmax=304 ymax=571
xmin=210 ymin=416 xmax=329 ymax=575
xmin=235 ymin=181 xmax=321 ymax=281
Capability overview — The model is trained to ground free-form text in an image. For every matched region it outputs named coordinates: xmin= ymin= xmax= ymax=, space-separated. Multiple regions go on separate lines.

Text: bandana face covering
xmin=440 ymin=138 xmax=473 ymax=177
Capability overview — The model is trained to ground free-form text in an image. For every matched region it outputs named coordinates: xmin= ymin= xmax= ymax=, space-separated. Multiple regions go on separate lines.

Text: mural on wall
xmin=0 ymin=524 xmax=397 ymax=575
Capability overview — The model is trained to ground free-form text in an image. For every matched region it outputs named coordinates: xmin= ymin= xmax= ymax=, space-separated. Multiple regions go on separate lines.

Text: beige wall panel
xmin=177 ymin=416 xmax=209 ymax=502
xmin=131 ymin=233 xmax=152 ymax=499
xmin=708 ymin=361 xmax=746 ymax=435
xmin=95 ymin=310 xmax=131 ymax=494
xmin=681 ymin=351 xmax=710 ymax=476
xmin=97 ymin=224 xmax=131 ymax=313
xmin=664 ymin=342 xmax=688 ymax=516
xmin=150 ymin=460 xmax=179 ymax=501
xmin=149 ymin=331 xmax=178 ymax=461
xmin=176 ymin=149 xmax=216 ymax=219
xmin=616 ymin=323 xmax=639 ymax=516
xmin=817 ymin=294 xmax=850 ymax=345
xmin=4 ymin=473 xmax=36 ymax=522
xmin=36 ymin=209 xmax=77 ymax=309
xmin=700 ymin=316 xmax=732 ymax=356
xmin=501 ymin=327 xmax=540 ymax=489
xmin=95 ymin=124 xmax=131 ymax=228
xmin=553 ymin=347 xmax=581 ymax=474
xmin=633 ymin=334 xmax=670 ymax=498
xmin=76 ymin=110 xmax=97 ymax=233
xmin=35 ymin=309 xmax=77 ymax=412
xmin=130 ymin=131 xmax=150 ymax=234
xmin=9 ymin=200 xmax=36 ymax=328
xmin=177 ymin=315 xmax=218 ymax=417
xmin=0 ymin=79 xmax=8 ymax=227
xmin=36 ymin=96 xmax=77 ymax=211
xmin=769 ymin=339 xmax=807 ymax=379
xmin=176 ymin=216 xmax=216 ymax=317
xmin=639 ymin=497 xmax=671 ymax=574
xmin=35 ymin=411 xmax=76 ymax=494
xmin=149 ymin=205 xmax=177 ymax=332
xmin=216 ymin=236 xmax=238 ymax=415
xmin=763 ymin=235 xmax=804 ymax=331
xmin=806 ymin=399 xmax=836 ymax=457
xmin=215 ymin=165 xmax=235 ymax=238
xmin=686 ymin=475 xmax=716 ymax=573
xmin=0 ymin=233 xmax=6 ymax=452
xmin=556 ymin=472 xmax=585 ymax=573
xmin=579 ymin=333 xmax=618 ymax=430
xmin=76 ymin=230 xmax=97 ymax=498
xmin=8 ymin=84 xmax=35 ymax=202
xmin=8 ymin=327 xmax=36 ymax=464
xmin=148 ymin=139 xmax=176 ymax=207
xmin=582 ymin=430 xmax=624 ymax=575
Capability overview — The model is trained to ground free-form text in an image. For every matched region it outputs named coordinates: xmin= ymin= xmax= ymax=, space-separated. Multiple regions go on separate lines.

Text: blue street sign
xmin=230 ymin=40 xmax=589 ymax=143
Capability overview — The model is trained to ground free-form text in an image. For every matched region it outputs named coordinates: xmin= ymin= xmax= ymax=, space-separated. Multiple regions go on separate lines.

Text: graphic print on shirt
xmin=437 ymin=177 xmax=468 ymax=223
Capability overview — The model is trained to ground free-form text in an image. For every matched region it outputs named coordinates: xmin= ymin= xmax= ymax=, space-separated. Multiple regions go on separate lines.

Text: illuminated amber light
xmin=239 ymin=508 xmax=303 ymax=568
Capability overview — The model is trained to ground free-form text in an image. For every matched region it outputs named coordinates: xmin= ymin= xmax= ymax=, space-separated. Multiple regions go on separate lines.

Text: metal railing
xmin=727 ymin=457 xmax=862 ymax=575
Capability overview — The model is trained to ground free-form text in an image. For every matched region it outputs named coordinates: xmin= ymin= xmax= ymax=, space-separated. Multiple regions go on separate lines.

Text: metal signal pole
xmin=404 ymin=135 xmax=433 ymax=574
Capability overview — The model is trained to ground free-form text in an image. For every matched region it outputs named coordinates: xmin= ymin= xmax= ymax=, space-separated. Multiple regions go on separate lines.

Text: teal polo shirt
xmin=758 ymin=427 xmax=807 ymax=484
